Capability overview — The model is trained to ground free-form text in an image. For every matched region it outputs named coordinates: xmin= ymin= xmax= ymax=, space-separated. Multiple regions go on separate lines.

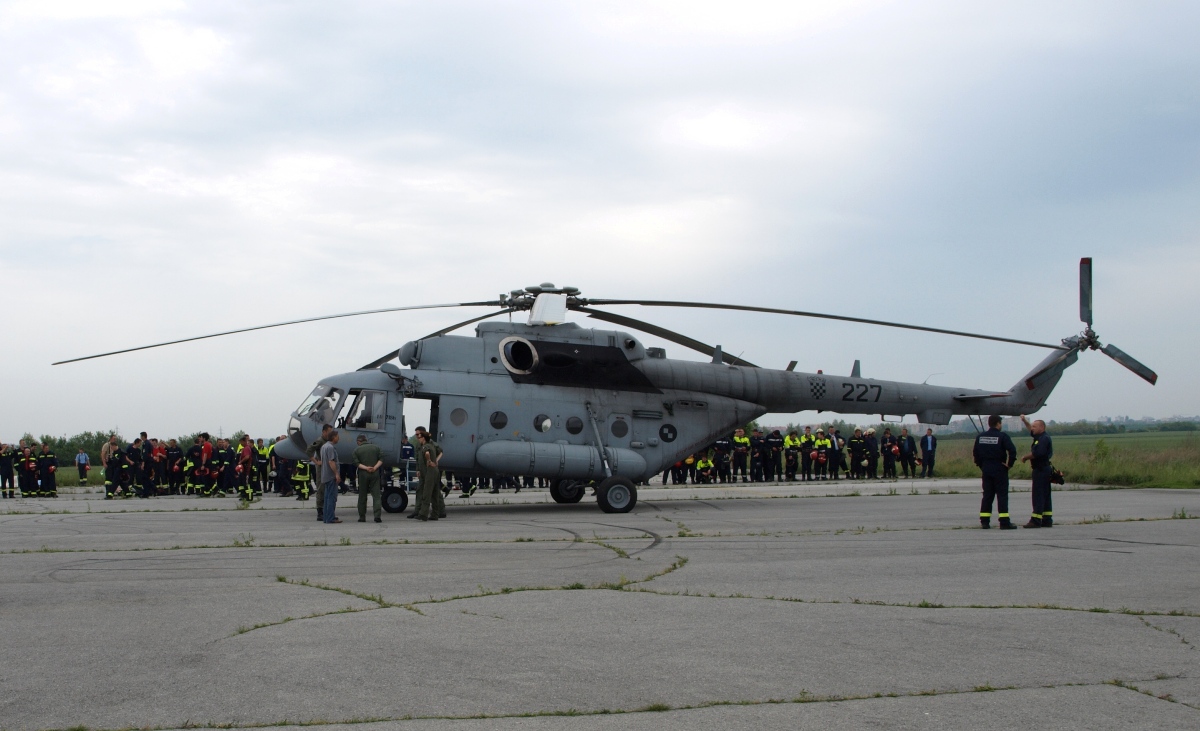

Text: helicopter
xmin=56 ymin=258 xmax=1156 ymax=515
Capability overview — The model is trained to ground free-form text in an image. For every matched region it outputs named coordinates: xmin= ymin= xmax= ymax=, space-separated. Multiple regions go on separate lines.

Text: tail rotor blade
xmin=1080 ymin=257 xmax=1093 ymax=326
xmin=1101 ymin=344 xmax=1158 ymax=385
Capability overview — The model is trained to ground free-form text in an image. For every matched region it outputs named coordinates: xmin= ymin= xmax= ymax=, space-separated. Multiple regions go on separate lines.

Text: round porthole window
xmin=565 ymin=416 xmax=584 ymax=435
xmin=449 ymin=408 xmax=468 ymax=427
xmin=534 ymin=414 xmax=553 ymax=433
xmin=489 ymin=411 xmax=508 ymax=429
xmin=610 ymin=419 xmax=629 ymax=438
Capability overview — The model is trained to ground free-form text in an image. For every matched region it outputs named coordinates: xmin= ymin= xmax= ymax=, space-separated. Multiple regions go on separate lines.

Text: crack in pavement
xmin=28 ymin=675 xmax=1193 ymax=731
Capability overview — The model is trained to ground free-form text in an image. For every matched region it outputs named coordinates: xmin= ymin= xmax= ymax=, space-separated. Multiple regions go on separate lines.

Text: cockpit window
xmin=299 ymin=385 xmax=343 ymax=425
xmin=345 ymin=390 xmax=387 ymax=431
xmin=297 ymin=385 xmax=331 ymax=415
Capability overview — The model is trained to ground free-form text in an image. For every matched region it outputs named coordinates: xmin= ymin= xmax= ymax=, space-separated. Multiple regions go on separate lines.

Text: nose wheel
xmin=382 ymin=485 xmax=409 ymax=513
xmin=596 ymin=476 xmax=637 ymax=513
xmin=550 ymin=479 xmax=585 ymax=504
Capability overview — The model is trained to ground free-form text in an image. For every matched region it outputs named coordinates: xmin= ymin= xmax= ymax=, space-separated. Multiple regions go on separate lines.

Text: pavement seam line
xmin=619 ymin=585 xmax=1200 ymax=618
xmin=1106 ymin=677 xmax=1197 ymax=710
xmin=30 ymin=675 xmax=1178 ymax=731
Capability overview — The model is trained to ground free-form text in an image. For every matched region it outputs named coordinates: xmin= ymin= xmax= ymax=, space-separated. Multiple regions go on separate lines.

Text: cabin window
xmin=345 ymin=390 xmax=387 ymax=431
xmin=489 ymin=411 xmax=508 ymax=429
xmin=534 ymin=414 xmax=552 ymax=433
xmin=610 ymin=419 xmax=629 ymax=438
xmin=565 ymin=416 xmax=584 ymax=435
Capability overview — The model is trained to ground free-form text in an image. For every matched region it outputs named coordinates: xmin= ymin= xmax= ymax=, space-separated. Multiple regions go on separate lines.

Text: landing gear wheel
xmin=382 ymin=486 xmax=409 ymax=513
xmin=596 ymin=476 xmax=637 ymax=513
xmin=550 ymin=479 xmax=585 ymax=504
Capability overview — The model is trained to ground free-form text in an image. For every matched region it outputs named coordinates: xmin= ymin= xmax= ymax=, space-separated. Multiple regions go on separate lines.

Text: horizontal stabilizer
xmin=952 ymin=393 xmax=1011 ymax=401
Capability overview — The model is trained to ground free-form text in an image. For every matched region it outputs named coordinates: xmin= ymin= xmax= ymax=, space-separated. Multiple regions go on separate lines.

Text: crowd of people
xmin=662 ymin=425 xmax=941 ymax=485
xmin=0 ymin=423 xmax=946 ymax=503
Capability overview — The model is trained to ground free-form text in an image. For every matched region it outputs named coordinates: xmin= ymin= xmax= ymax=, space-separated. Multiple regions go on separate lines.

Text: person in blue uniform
xmin=920 ymin=429 xmax=938 ymax=477
xmin=973 ymin=415 xmax=1017 ymax=529
xmin=1020 ymin=415 xmax=1055 ymax=527
xmin=880 ymin=428 xmax=898 ymax=479
xmin=712 ymin=435 xmax=732 ymax=483
xmin=749 ymin=429 xmax=765 ymax=482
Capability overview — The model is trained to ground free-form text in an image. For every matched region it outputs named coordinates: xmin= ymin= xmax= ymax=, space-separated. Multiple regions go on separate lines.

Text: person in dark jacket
xmin=920 ymin=429 xmax=938 ymax=477
xmin=1020 ymin=415 xmax=1055 ymax=527
xmin=973 ymin=415 xmax=1017 ymax=529
xmin=897 ymin=427 xmax=918 ymax=478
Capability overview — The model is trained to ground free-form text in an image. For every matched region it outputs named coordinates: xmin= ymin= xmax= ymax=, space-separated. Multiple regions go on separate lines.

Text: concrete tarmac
xmin=0 ymin=478 xmax=1197 ymax=730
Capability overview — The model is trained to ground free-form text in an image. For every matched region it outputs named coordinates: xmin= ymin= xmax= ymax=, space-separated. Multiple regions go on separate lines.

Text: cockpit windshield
xmin=297 ymin=385 xmax=331 ymax=415
xmin=297 ymin=384 xmax=343 ymax=425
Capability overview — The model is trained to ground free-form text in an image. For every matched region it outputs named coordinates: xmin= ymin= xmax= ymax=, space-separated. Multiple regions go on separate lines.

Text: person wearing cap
xmin=353 ymin=434 xmax=384 ymax=523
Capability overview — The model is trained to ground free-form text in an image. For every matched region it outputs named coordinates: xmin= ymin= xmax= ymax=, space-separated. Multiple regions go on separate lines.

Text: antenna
xmin=923 ymin=373 xmax=943 ymax=385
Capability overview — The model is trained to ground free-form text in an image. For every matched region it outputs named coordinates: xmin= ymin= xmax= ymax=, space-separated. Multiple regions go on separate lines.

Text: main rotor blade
xmin=358 ymin=308 xmax=516 ymax=370
xmin=1101 ymin=344 xmax=1158 ymax=385
xmin=585 ymin=299 xmax=1066 ymax=350
xmin=1080 ymin=257 xmax=1093 ymax=326
xmin=575 ymin=306 xmax=758 ymax=367
xmin=53 ymin=300 xmax=502 ymax=366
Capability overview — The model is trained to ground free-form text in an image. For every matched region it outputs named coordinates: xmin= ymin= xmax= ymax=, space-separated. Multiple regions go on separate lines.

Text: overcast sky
xmin=1 ymin=0 xmax=1197 ymax=441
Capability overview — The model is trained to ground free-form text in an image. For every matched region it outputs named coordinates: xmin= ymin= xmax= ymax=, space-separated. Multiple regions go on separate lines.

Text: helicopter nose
xmin=272 ymin=437 xmax=307 ymax=461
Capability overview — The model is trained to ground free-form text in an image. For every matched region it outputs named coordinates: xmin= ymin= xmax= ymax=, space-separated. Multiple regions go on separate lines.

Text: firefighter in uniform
xmin=712 ymin=435 xmax=732 ymax=483
xmin=798 ymin=426 xmax=816 ymax=481
xmin=783 ymin=430 xmax=802 ymax=481
xmin=695 ymin=454 xmax=715 ymax=484
xmin=864 ymin=428 xmax=880 ymax=479
xmin=236 ymin=435 xmax=255 ymax=502
xmin=183 ymin=438 xmax=202 ymax=495
xmin=0 ymin=443 xmax=14 ymax=498
xmin=1020 ymin=415 xmax=1054 ymax=528
xmin=847 ymin=429 xmax=866 ymax=479
xmin=126 ymin=439 xmax=148 ymax=496
xmin=749 ymin=429 xmax=765 ymax=482
xmin=37 ymin=443 xmax=59 ymax=497
xmin=100 ymin=436 xmax=120 ymax=499
xmin=763 ymin=429 xmax=784 ymax=482
xmin=165 ymin=439 xmax=184 ymax=494
xmin=973 ymin=414 xmax=1017 ymax=529
xmin=813 ymin=429 xmax=832 ymax=480
xmin=17 ymin=447 xmax=39 ymax=497
xmin=290 ymin=458 xmax=312 ymax=500
xmin=255 ymin=438 xmax=271 ymax=494
xmin=731 ymin=428 xmax=750 ymax=483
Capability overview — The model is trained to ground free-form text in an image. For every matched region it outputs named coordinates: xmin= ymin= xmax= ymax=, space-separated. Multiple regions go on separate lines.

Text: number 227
xmin=841 ymin=383 xmax=881 ymax=402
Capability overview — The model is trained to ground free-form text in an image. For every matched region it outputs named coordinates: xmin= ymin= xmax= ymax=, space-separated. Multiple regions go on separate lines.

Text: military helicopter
xmin=56 ymin=258 xmax=1155 ymax=514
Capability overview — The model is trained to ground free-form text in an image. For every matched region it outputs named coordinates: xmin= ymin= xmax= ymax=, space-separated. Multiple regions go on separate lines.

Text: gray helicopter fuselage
xmin=284 ymin=321 xmax=1069 ymax=484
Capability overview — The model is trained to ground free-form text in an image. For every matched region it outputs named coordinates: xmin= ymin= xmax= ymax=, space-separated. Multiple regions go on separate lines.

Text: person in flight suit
xmin=37 ymin=443 xmax=59 ymax=497
xmin=898 ymin=427 xmax=918 ymax=478
xmin=0 ymin=443 xmax=14 ymax=498
xmin=353 ymin=434 xmax=384 ymax=523
xmin=847 ymin=429 xmax=866 ymax=479
xmin=415 ymin=427 xmax=445 ymax=521
xmin=749 ymin=429 xmax=766 ymax=482
xmin=712 ymin=434 xmax=732 ymax=484
xmin=880 ymin=428 xmax=898 ymax=479
xmin=973 ymin=415 xmax=1017 ymax=529
xmin=783 ymin=430 xmax=802 ymax=481
xmin=1020 ymin=415 xmax=1055 ymax=528
xmin=762 ymin=429 xmax=784 ymax=482
xmin=731 ymin=428 xmax=751 ymax=483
